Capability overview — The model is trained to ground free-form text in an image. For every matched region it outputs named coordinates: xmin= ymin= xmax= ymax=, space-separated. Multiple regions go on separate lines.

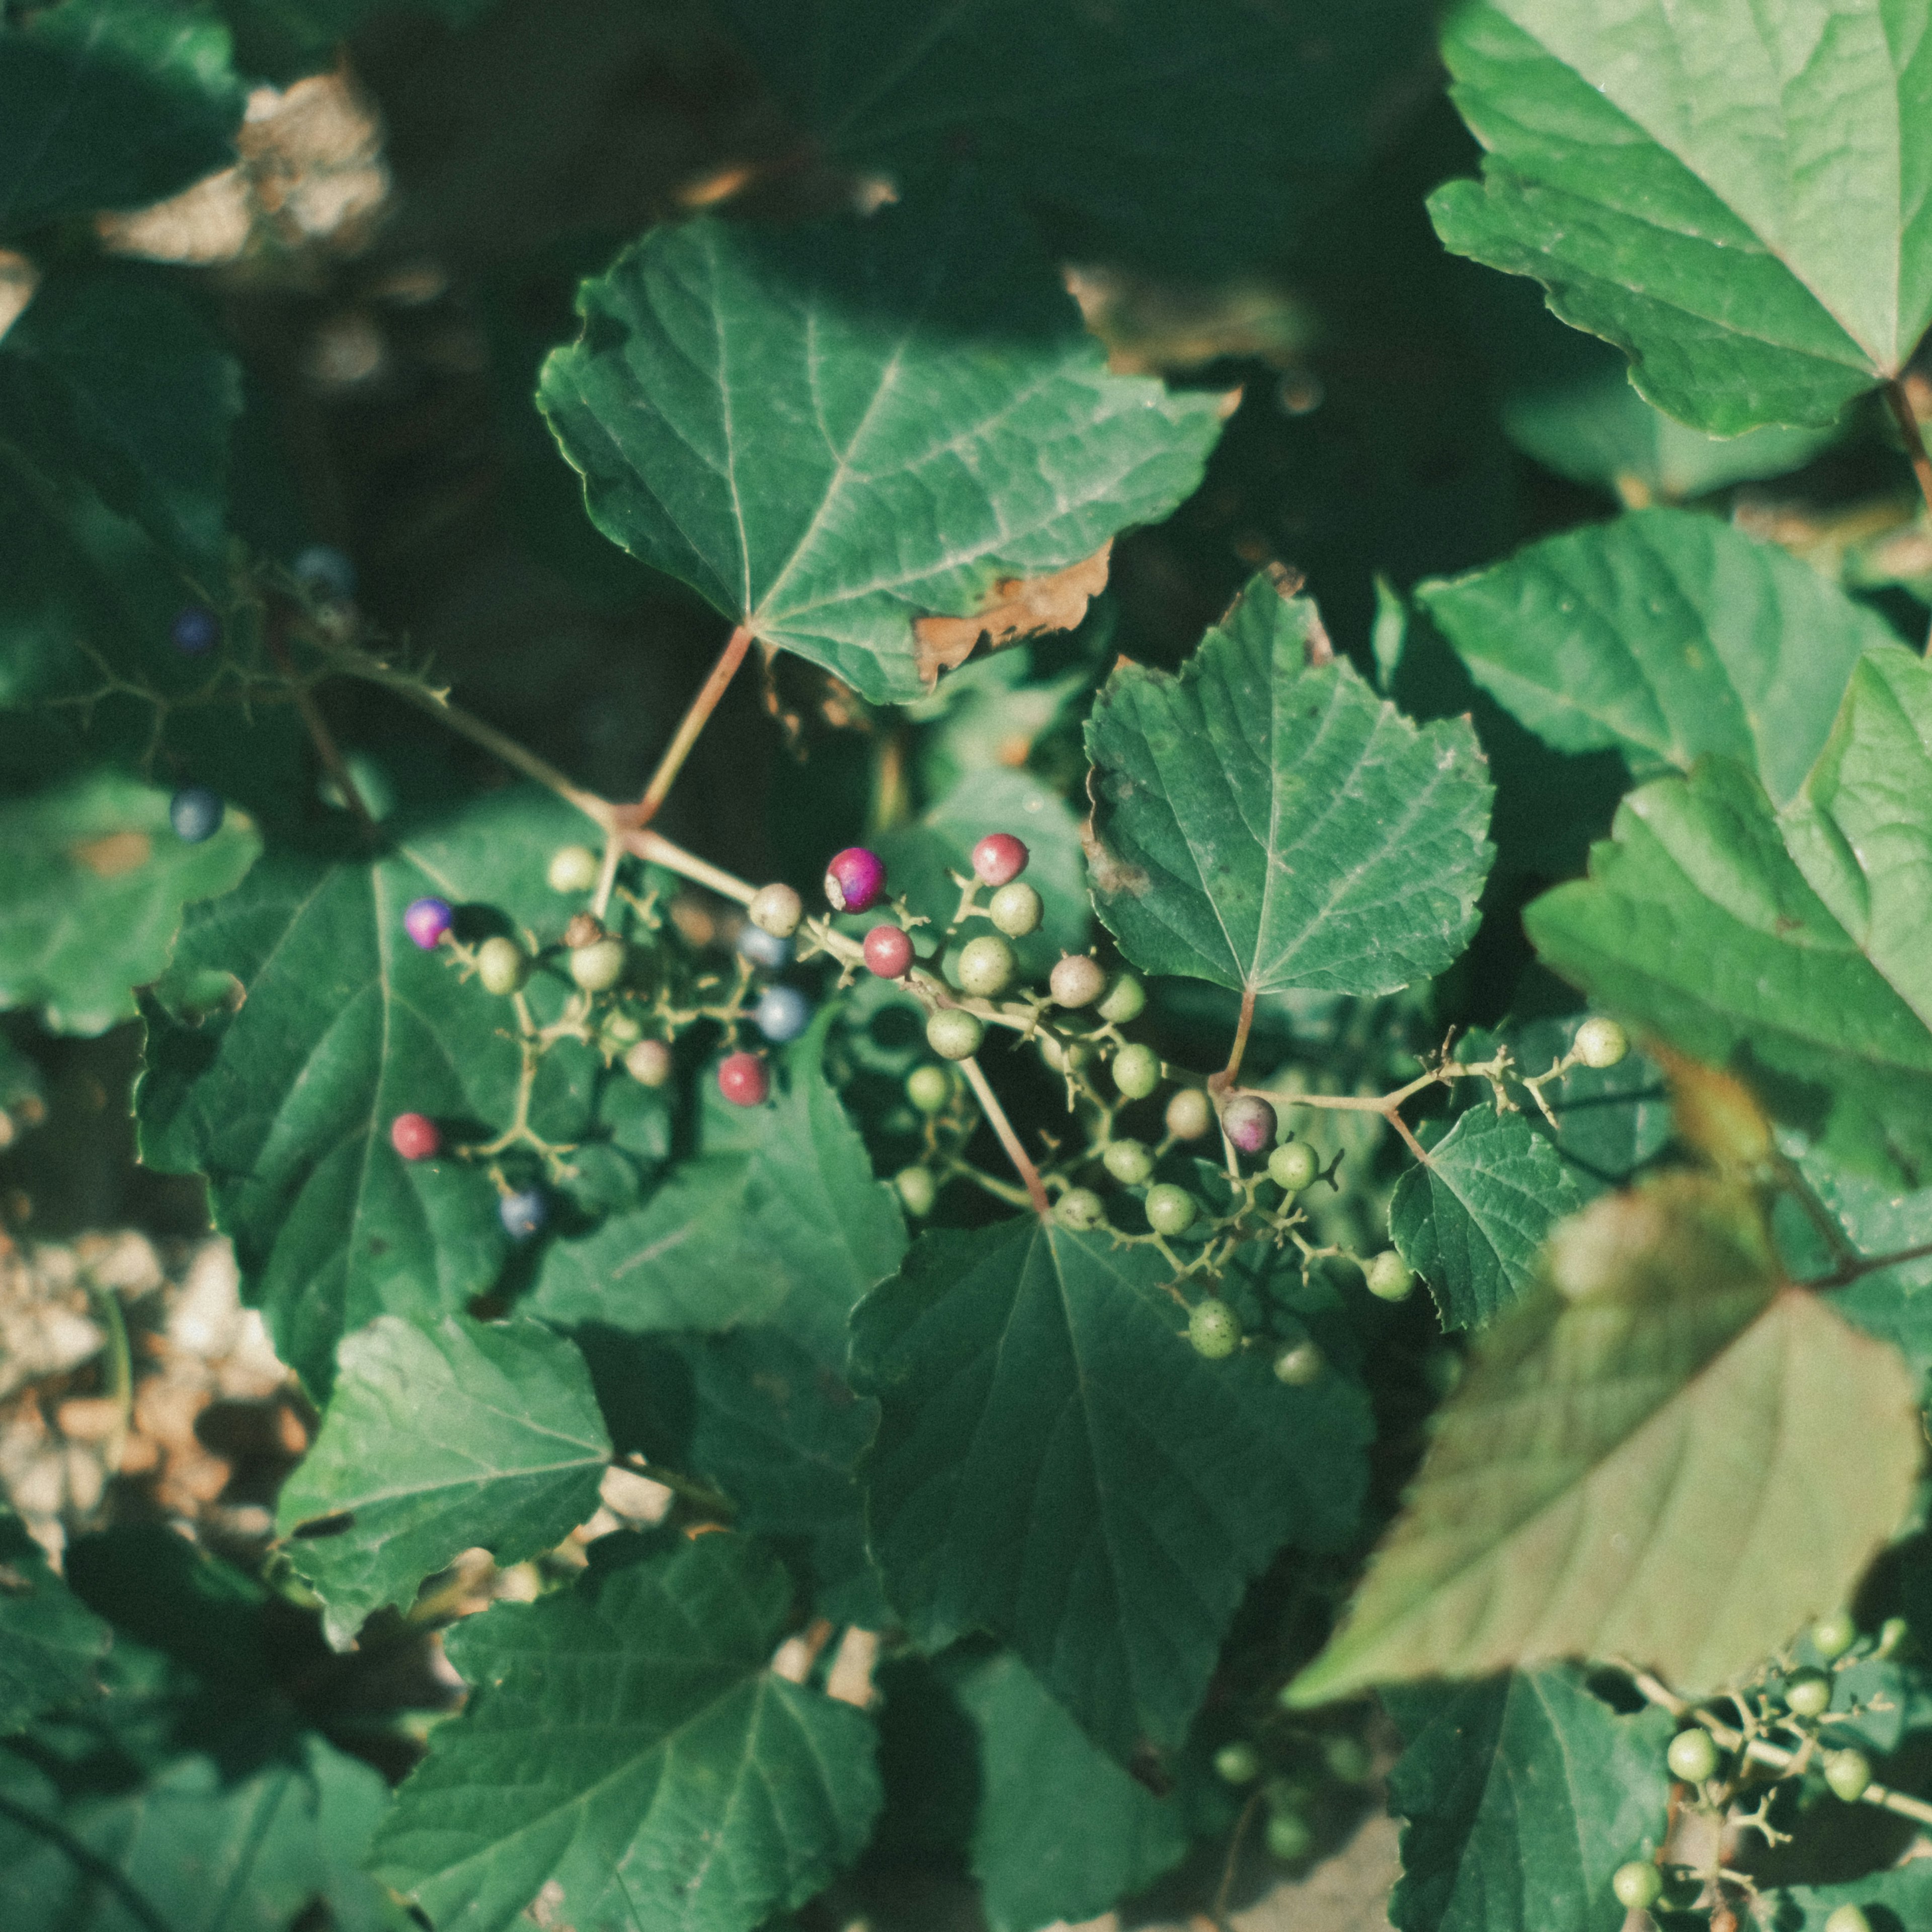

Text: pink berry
xmin=864 ymin=924 xmax=914 ymax=978
xmin=390 ymin=1112 xmax=440 ymax=1160
xmin=404 ymin=897 xmax=452 ymax=950
xmin=1223 ymin=1094 xmax=1277 ymax=1155
xmin=717 ymin=1051 xmax=770 ymax=1107
xmin=972 ymin=832 xmax=1028 ymax=887
xmin=824 ymin=847 xmax=887 ymax=914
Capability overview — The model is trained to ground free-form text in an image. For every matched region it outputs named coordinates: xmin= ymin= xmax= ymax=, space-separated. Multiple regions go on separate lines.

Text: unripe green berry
xmin=1111 ymin=1042 xmax=1161 ymax=1100
xmin=570 ymin=936 xmax=627 ymax=993
xmin=1611 ymin=1861 xmax=1662 ymax=1911
xmin=1103 ymin=1138 xmax=1155 ymax=1186
xmin=1574 ymin=1015 xmax=1629 ymax=1070
xmin=1268 ymin=1141 xmax=1319 ymax=1193
xmin=1038 ymin=1033 xmax=1089 ymax=1075
xmin=1214 ymin=1741 xmax=1261 ymax=1786
xmin=1666 ymin=1728 xmax=1719 ymax=1783
xmin=1263 ymin=1812 xmax=1312 ymax=1862
xmin=1056 ymin=1187 xmax=1106 ymax=1231
xmin=957 ymin=934 xmax=1018 ymax=998
xmin=1188 ymin=1297 xmax=1240 ymax=1358
xmin=603 ymin=1010 xmax=642 ymax=1046
xmin=1824 ymin=1748 xmax=1873 ymax=1803
xmin=926 ymin=1008 xmax=984 ymax=1061
xmin=1049 ymin=953 xmax=1106 ymax=1008
xmin=1164 ymin=1087 xmax=1213 ymax=1140
xmin=1824 ymin=1906 xmax=1874 ymax=1932
xmin=1145 ymin=1184 xmax=1197 ymax=1236
xmin=476 ymin=936 xmax=527 ymax=996
xmin=988 ymin=881 xmax=1043 ymax=937
xmin=895 ymin=1166 xmax=937 ymax=1218
xmin=624 ymin=1039 xmax=672 ymax=1087
xmin=1811 ymin=1610 xmax=1857 ymax=1661
xmin=1785 ymin=1668 xmax=1832 ymax=1719
xmin=1097 ymin=972 xmax=1147 ymax=1024
xmin=547 ymin=844 xmax=599 ymax=894
xmin=1323 ymin=1736 xmax=1373 ymax=1784
xmin=748 ymin=881 xmax=804 ymax=938
xmin=907 ymin=1065 xmax=951 ymax=1113
xmin=1272 ymin=1340 xmax=1324 ymax=1386
xmin=1364 ymin=1251 xmax=1413 ymax=1302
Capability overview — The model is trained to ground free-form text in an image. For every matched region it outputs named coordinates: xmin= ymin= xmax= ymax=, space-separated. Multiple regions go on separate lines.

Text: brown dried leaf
xmin=913 ymin=542 xmax=1112 ymax=685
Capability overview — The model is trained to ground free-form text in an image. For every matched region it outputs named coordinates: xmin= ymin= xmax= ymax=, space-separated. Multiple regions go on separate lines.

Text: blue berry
xmin=499 ymin=1188 xmax=546 ymax=1241
xmin=754 ymin=984 xmax=811 ymax=1043
xmin=293 ymin=544 xmax=356 ymax=601
xmin=170 ymin=605 xmax=218 ymax=655
xmin=738 ymin=923 xmax=791 ymax=969
xmin=169 ymin=786 xmax=223 ymax=843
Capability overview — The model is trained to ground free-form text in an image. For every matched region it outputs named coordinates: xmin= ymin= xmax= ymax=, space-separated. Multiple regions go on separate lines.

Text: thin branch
xmin=271 ymin=619 xmax=379 ymax=844
xmin=1211 ymin=1789 xmax=1265 ymax=1931
xmin=633 ymin=624 xmax=755 ymax=827
xmin=960 ymin=1054 xmax=1052 ymax=1218
xmin=1215 ymin=984 xmax=1257 ymax=1094
xmin=623 ymin=827 xmax=758 ymax=905
xmin=1885 ymin=378 xmax=1932 ymax=524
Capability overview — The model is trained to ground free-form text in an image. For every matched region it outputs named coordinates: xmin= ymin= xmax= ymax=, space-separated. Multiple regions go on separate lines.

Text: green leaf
xmin=536 ymin=190 xmax=1227 ymax=703
xmin=372 ymin=1533 xmax=882 ymax=1932
xmin=851 ymin=1219 xmax=1372 ymax=1759
xmin=0 ymin=1510 xmax=110 ymax=1735
xmin=1 ymin=762 xmax=260 ymax=1035
xmin=275 ymin=1313 xmax=612 ymax=1648
xmin=1429 ymin=0 xmax=1932 ymax=434
xmin=1417 ymin=508 xmax=1894 ymax=806
xmin=953 ymin=1650 xmax=1188 ymax=1932
xmin=136 ymin=788 xmax=615 ymax=1395
xmin=1085 ymin=571 xmax=1493 ymax=999
xmin=721 ymin=0 xmax=1440 ymax=279
xmin=1390 ymin=1106 xmax=1591 ymax=1331
xmin=1287 ymin=1175 xmax=1920 ymax=1707
xmin=0 ymin=0 xmax=244 ymax=237
xmin=1527 ymin=648 xmax=1932 ymax=1188
xmin=1791 ymin=1147 xmax=1932 ymax=1382
xmin=1384 ymin=1665 xmax=1673 ymax=1932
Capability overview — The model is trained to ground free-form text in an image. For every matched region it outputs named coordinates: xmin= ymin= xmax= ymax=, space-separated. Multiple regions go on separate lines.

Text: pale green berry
xmin=1112 ymin=1043 xmax=1161 ymax=1100
xmin=957 ymin=934 xmax=1018 ymax=998
xmin=1811 ymin=1610 xmax=1857 ymax=1661
xmin=1574 ymin=1015 xmax=1629 ymax=1070
xmin=1145 ymin=1184 xmax=1197 ymax=1236
xmin=1323 ymin=1736 xmax=1372 ymax=1784
xmin=1611 ymin=1862 xmax=1662 ymax=1911
xmin=1364 ymin=1251 xmax=1412 ymax=1302
xmin=1273 ymin=1340 xmax=1324 ymax=1386
xmin=1214 ymin=1741 xmax=1261 ymax=1785
xmin=926 ymin=1008 xmax=985 ymax=1061
xmin=1785 ymin=1669 xmax=1832 ymax=1719
xmin=1824 ymin=1907 xmax=1874 ymax=1932
xmin=1263 ymin=1812 xmax=1312 ymax=1862
xmin=1666 ymin=1728 xmax=1719 ymax=1783
xmin=748 ymin=882 xmax=803 ymax=938
xmin=895 ymin=1166 xmax=937 ymax=1218
xmin=603 ymin=1010 xmax=643 ymax=1046
xmin=624 ymin=1039 xmax=672 ymax=1087
xmin=988 ymin=881 xmax=1043 ymax=937
xmin=907 ymin=1065 xmax=951 ymax=1113
xmin=1268 ymin=1141 xmax=1319 ymax=1192
xmin=1188 ymin=1297 xmax=1240 ymax=1359
xmin=1164 ymin=1088 xmax=1213 ymax=1140
xmin=1057 ymin=1187 xmax=1105 ymax=1231
xmin=571 ymin=936 xmax=626 ymax=993
xmin=1097 ymin=972 xmax=1147 ymax=1024
xmin=1103 ymin=1138 xmax=1155 ymax=1185
xmin=1049 ymin=953 xmax=1106 ymax=1008
xmin=547 ymin=844 xmax=599 ymax=894
xmin=476 ymin=936 xmax=526 ymax=996
xmin=1824 ymin=1748 xmax=1872 ymax=1803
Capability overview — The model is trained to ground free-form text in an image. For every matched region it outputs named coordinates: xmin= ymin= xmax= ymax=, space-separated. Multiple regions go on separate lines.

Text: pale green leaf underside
xmin=276 ymin=1315 xmax=612 ymax=1648
xmin=1085 ymin=572 xmax=1494 ymax=999
xmin=537 ymin=194 xmax=1226 ymax=703
xmin=1290 ymin=1180 xmax=1920 ymax=1705
xmin=1432 ymin=0 xmax=1932 ymax=433
xmin=1418 ymin=507 xmax=1893 ymax=806
xmin=373 ymin=1535 xmax=880 ymax=1932
xmin=1 ymin=765 xmax=260 ymax=1035
xmin=851 ymin=1219 xmax=1371 ymax=1759
xmin=1528 ymin=647 xmax=1932 ymax=1187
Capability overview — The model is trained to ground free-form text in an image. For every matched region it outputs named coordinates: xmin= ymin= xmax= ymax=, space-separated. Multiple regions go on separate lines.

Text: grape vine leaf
xmin=1527 ymin=647 xmax=1932 ymax=1188
xmin=275 ymin=1313 xmax=612 ymax=1648
xmin=850 ymin=1219 xmax=1372 ymax=1760
xmin=953 ymin=1650 xmax=1188 ymax=1932
xmin=1417 ymin=509 xmax=1893 ymax=807
xmin=719 ymin=0 xmax=1440 ymax=279
xmin=1382 ymin=1665 xmax=1673 ymax=1932
xmin=137 ymin=787 xmax=614 ymax=1397
xmin=1 ymin=762 xmax=261 ymax=1035
xmin=1390 ymin=1106 xmax=1591 ymax=1332
xmin=0 ymin=1509 xmax=111 ymax=1735
xmin=372 ymin=1532 xmax=882 ymax=1932
xmin=1287 ymin=1174 xmax=1920 ymax=1707
xmin=1084 ymin=571 xmax=1494 ymax=1000
xmin=1430 ymin=0 xmax=1932 ymax=435
xmin=1789 ymin=1146 xmax=1932 ymax=1382
xmin=536 ymin=189 xmax=1228 ymax=704
xmin=0 ymin=0 xmax=244 ymax=238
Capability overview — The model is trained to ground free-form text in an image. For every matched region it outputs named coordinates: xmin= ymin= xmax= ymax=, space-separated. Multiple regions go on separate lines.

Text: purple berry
xmin=1223 ymin=1093 xmax=1277 ymax=1155
xmin=170 ymin=605 xmax=218 ymax=655
xmin=824 ymin=846 xmax=887 ymax=914
xmin=404 ymin=897 xmax=453 ymax=950
xmin=499 ymin=1188 xmax=546 ymax=1241
xmin=169 ymin=786 xmax=223 ymax=843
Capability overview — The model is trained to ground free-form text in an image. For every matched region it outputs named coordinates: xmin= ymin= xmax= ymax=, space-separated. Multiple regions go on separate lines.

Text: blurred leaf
xmin=372 ymin=1533 xmax=881 ymax=1932
xmin=0 ymin=1510 xmax=110 ymax=1736
xmin=1288 ymin=1174 xmax=1920 ymax=1706
xmin=1431 ymin=0 xmax=1932 ymax=433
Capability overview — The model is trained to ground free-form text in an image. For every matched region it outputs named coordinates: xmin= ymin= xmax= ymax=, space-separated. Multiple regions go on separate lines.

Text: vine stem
xmin=959 ymin=1054 xmax=1052 ymax=1218
xmin=1618 ymin=1661 xmax=1932 ymax=1828
xmin=270 ymin=618 xmax=379 ymax=845
xmin=1210 ymin=1788 xmax=1264 ymax=1931
xmin=632 ymin=624 xmax=755 ymax=827
xmin=87 ymin=1279 xmax=132 ymax=1480
xmin=1803 ymin=1238 xmax=1932 ymax=1291
xmin=1885 ymin=378 xmax=1932 ymax=523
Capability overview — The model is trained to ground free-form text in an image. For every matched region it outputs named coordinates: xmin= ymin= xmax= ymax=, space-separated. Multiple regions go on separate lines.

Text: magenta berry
xmin=864 ymin=924 xmax=914 ymax=978
xmin=972 ymin=832 xmax=1028 ymax=887
xmin=390 ymin=1112 xmax=439 ymax=1160
xmin=1223 ymin=1093 xmax=1277 ymax=1155
xmin=717 ymin=1051 xmax=770 ymax=1107
xmin=825 ymin=846 xmax=887 ymax=914
xmin=404 ymin=897 xmax=453 ymax=950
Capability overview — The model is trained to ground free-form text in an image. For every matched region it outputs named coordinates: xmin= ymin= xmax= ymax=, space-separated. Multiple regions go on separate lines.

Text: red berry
xmin=971 ymin=832 xmax=1028 ymax=887
xmin=717 ymin=1051 xmax=770 ymax=1107
xmin=824 ymin=847 xmax=887 ymax=914
xmin=864 ymin=924 xmax=914 ymax=978
xmin=390 ymin=1112 xmax=440 ymax=1160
